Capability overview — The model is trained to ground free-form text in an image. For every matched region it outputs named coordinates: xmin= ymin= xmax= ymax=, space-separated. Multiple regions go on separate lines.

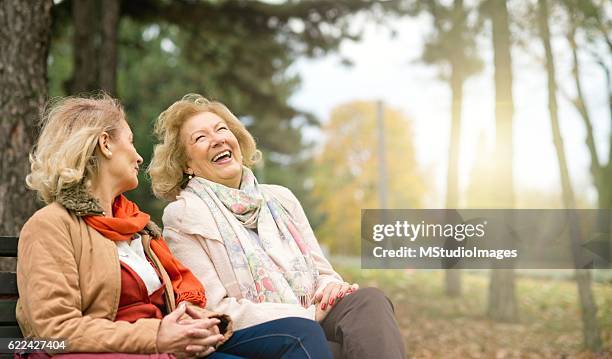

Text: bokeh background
xmin=1 ymin=0 xmax=610 ymax=357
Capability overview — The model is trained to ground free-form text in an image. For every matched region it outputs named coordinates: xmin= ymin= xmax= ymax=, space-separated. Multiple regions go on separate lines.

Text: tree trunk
xmin=446 ymin=66 xmax=462 ymax=211
xmin=538 ymin=0 xmax=602 ymax=351
xmin=597 ymin=58 xmax=612 ymax=211
xmin=486 ymin=0 xmax=518 ymax=323
xmin=487 ymin=269 xmax=518 ymax=321
xmin=100 ymin=0 xmax=120 ymax=95
xmin=444 ymin=0 xmax=466 ymax=298
xmin=567 ymin=14 xmax=601 ymax=187
xmin=444 ymin=63 xmax=464 ymax=297
xmin=0 ymin=0 xmax=52 ymax=268
xmin=71 ymin=0 xmax=98 ymax=94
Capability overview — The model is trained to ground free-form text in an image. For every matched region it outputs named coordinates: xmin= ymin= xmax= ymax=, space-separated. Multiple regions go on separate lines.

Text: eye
xmin=195 ymin=134 xmax=206 ymax=142
xmin=218 ymin=126 xmax=228 ymax=132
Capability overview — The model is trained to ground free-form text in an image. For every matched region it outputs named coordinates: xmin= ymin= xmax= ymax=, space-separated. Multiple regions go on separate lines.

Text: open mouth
xmin=212 ymin=150 xmax=232 ymax=163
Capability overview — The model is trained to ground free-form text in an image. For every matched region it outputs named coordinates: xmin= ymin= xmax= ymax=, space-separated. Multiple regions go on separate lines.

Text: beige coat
xmin=16 ymin=186 xmax=232 ymax=353
xmin=163 ymin=183 xmax=344 ymax=330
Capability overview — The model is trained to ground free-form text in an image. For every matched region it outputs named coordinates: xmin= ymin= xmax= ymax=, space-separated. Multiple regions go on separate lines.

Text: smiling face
xmin=181 ymin=111 xmax=244 ymax=188
xmin=106 ymin=120 xmax=143 ymax=193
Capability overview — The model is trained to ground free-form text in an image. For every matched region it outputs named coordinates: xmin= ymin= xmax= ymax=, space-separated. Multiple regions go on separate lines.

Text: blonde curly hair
xmin=149 ymin=94 xmax=260 ymax=201
xmin=27 ymin=93 xmax=125 ymax=204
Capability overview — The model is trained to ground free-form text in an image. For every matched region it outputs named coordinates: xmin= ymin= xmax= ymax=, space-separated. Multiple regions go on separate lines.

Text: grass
xmin=335 ymin=265 xmax=612 ymax=358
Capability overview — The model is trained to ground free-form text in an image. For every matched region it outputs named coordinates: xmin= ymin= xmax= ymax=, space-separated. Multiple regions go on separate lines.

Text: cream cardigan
xmin=162 ymin=183 xmax=344 ymax=330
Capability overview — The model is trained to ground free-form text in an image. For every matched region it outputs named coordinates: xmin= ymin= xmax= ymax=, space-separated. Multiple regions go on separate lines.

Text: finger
xmin=195 ymin=318 xmax=221 ymax=330
xmin=180 ymin=317 xmax=220 ymax=328
xmin=186 ymin=328 xmax=212 ymax=339
xmin=182 ymin=318 xmax=221 ymax=331
xmin=187 ymin=334 xmax=224 ymax=349
xmin=185 ymin=344 xmax=208 ymax=354
xmin=167 ymin=302 xmax=188 ymax=322
xmin=314 ymin=288 xmax=324 ymax=303
xmin=185 ymin=304 xmax=205 ymax=319
xmin=315 ymin=282 xmax=336 ymax=303
xmin=321 ymin=283 xmax=338 ymax=310
xmin=337 ymin=283 xmax=351 ymax=299
xmin=319 ymin=283 xmax=336 ymax=310
xmin=348 ymin=283 xmax=360 ymax=293
xmin=328 ymin=284 xmax=341 ymax=307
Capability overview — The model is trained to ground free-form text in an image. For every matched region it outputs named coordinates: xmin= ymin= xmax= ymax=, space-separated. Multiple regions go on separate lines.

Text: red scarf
xmin=84 ymin=195 xmax=206 ymax=308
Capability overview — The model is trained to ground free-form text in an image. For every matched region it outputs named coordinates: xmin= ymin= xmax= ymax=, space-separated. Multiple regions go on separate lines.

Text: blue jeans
xmin=209 ymin=317 xmax=332 ymax=359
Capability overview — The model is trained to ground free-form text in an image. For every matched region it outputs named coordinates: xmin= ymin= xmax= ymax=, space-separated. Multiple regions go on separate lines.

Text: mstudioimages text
xmin=373 ymin=246 xmax=518 ymax=260
xmin=371 ymin=220 xmax=487 ymax=242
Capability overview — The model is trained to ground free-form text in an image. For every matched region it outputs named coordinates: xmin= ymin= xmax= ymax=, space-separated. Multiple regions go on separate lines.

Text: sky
xmin=288 ymin=10 xmax=610 ymax=208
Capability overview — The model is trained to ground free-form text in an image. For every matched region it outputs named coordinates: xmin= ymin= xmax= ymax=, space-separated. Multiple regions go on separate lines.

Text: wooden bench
xmin=0 ymin=236 xmax=22 ymax=338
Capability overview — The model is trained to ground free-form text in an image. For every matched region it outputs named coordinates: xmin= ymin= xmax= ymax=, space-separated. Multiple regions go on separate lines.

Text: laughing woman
xmin=149 ymin=94 xmax=406 ymax=359
xmin=17 ymin=94 xmax=331 ymax=359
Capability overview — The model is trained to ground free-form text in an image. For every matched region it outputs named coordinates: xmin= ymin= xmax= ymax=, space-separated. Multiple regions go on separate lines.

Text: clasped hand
xmin=314 ymin=282 xmax=359 ymax=322
xmin=156 ymin=302 xmax=223 ymax=358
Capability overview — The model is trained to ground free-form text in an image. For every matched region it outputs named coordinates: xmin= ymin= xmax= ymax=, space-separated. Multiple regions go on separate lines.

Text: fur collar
xmin=57 ymin=184 xmax=162 ymax=238
xmin=57 ymin=184 xmax=105 ymax=216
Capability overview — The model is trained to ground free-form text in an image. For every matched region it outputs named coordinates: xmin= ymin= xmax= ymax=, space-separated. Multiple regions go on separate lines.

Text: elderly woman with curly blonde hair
xmin=149 ymin=94 xmax=406 ymax=359
xmin=17 ymin=93 xmax=331 ymax=359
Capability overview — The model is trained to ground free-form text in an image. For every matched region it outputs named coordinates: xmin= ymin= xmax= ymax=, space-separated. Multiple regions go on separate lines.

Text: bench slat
xmin=0 ymin=299 xmax=17 ymax=325
xmin=0 ymin=273 xmax=17 ymax=295
xmin=0 ymin=237 xmax=22 ymax=339
xmin=0 ymin=237 xmax=18 ymax=257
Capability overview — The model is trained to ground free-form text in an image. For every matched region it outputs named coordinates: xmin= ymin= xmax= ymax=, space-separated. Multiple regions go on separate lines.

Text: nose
xmin=210 ymin=132 xmax=226 ymax=147
xmin=136 ymin=152 xmax=143 ymax=165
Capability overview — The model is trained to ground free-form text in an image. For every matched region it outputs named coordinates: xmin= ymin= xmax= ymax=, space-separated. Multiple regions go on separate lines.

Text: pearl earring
xmin=188 ymin=173 xmax=194 ymax=180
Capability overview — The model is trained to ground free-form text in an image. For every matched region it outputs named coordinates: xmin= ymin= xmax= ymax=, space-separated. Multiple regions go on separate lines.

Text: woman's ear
xmin=98 ymin=132 xmax=113 ymax=159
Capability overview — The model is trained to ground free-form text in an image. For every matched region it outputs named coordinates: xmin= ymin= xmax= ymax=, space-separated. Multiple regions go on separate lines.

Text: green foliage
xmin=114 ymin=18 xmax=314 ymax=222
xmin=46 ymin=1 xmax=407 ymax=222
xmin=414 ymin=0 xmax=484 ymax=82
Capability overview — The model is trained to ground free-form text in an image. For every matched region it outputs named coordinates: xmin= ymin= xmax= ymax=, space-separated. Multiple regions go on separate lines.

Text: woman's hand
xmin=156 ymin=302 xmax=224 ymax=356
xmin=314 ymin=282 xmax=359 ymax=312
xmin=315 ymin=302 xmax=331 ymax=322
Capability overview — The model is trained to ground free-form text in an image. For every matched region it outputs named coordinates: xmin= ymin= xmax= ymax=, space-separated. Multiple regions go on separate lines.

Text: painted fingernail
xmin=337 ymin=291 xmax=344 ymax=298
xmin=321 ymin=303 xmax=326 ymax=310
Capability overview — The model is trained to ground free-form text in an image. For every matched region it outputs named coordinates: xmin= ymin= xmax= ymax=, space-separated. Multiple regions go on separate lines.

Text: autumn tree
xmin=312 ymin=101 xmax=425 ymax=254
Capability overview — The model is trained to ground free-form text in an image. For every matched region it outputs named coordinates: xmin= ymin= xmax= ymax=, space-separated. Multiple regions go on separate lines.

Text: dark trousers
xmin=210 ymin=317 xmax=332 ymax=359
xmin=320 ymin=287 xmax=406 ymax=359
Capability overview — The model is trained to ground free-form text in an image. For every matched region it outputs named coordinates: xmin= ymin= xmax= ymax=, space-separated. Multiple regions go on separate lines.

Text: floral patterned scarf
xmin=186 ymin=167 xmax=319 ymax=307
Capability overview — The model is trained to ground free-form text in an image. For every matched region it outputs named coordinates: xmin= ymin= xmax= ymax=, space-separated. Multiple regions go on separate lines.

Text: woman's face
xmin=106 ymin=120 xmax=143 ymax=193
xmin=181 ymin=111 xmax=243 ymax=189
